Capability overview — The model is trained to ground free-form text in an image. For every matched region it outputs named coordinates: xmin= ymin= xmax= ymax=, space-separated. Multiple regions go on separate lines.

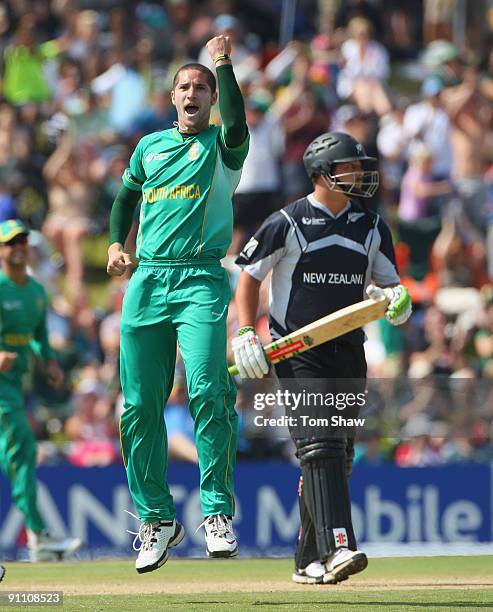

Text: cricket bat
xmin=228 ymin=294 xmax=390 ymax=376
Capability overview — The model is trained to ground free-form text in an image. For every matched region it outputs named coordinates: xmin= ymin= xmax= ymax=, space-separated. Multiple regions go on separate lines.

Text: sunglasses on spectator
xmin=1 ymin=234 xmax=28 ymax=246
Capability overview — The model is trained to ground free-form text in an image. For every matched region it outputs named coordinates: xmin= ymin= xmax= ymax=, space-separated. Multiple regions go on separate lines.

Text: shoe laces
xmin=125 ymin=510 xmax=163 ymax=552
xmin=196 ymin=514 xmax=232 ymax=539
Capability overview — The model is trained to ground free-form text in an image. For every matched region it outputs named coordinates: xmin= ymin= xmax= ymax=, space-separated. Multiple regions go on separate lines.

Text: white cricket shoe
xmin=27 ymin=530 xmax=82 ymax=562
xmin=292 ymin=560 xmax=325 ymax=584
xmin=132 ymin=519 xmax=185 ymax=574
xmin=201 ymin=514 xmax=238 ymax=558
xmin=323 ymin=547 xmax=368 ymax=584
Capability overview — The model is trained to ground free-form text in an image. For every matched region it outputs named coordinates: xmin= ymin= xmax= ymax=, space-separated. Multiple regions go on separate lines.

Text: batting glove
xmin=366 ymin=284 xmax=412 ymax=326
xmin=231 ymin=326 xmax=270 ymax=379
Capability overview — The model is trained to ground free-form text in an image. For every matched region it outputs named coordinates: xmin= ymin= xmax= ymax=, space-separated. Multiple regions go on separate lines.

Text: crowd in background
xmin=1 ymin=0 xmax=493 ymax=467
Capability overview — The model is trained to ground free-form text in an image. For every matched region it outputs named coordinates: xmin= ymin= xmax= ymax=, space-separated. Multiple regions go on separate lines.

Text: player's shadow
xmin=247 ymin=602 xmax=493 ymax=608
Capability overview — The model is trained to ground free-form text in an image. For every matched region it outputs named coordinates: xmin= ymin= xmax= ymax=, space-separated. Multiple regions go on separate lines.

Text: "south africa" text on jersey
xmin=144 ymin=184 xmax=201 ymax=203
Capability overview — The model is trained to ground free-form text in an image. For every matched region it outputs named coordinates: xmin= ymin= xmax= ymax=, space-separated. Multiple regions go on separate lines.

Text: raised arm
xmin=206 ymin=36 xmax=247 ymax=148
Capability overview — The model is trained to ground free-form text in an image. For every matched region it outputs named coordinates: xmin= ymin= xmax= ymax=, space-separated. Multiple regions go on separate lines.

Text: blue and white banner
xmin=0 ymin=463 xmax=491 ymax=558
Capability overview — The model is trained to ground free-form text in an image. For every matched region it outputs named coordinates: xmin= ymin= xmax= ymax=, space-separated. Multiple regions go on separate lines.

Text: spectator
xmin=403 ymin=76 xmax=452 ymax=179
xmin=472 ymin=299 xmax=493 ymax=378
xmin=332 ymin=103 xmax=379 ymax=165
xmin=128 ymin=82 xmax=175 ymax=138
xmin=3 ymin=15 xmax=63 ymax=105
xmin=441 ymin=66 xmax=492 ymax=240
xmin=53 ymin=57 xmax=85 ymax=117
xmin=442 ymin=429 xmax=473 ymax=463
xmin=98 ymin=281 xmax=124 ymax=391
xmin=480 ymin=48 xmax=493 ymax=102
xmin=335 ymin=0 xmax=385 ymax=41
xmin=27 ymin=230 xmax=61 ymax=297
xmin=332 ymin=104 xmax=374 ymax=147
xmin=8 ymin=127 xmax=47 ymax=229
xmin=398 ymin=144 xmax=451 ymax=221
xmin=472 ymin=421 xmax=493 ymax=462
xmin=65 ymin=9 xmax=102 ymax=62
xmin=274 ymin=50 xmax=330 ymax=201
xmin=42 ymin=134 xmax=93 ymax=301
xmin=408 ymin=305 xmax=454 ymax=376
xmin=91 ymin=50 xmax=147 ymax=134
xmin=65 ymin=378 xmax=120 ymax=467
xmin=336 ymin=17 xmax=391 ymax=116
xmin=377 ymin=97 xmax=410 ymax=204
xmin=232 ymin=90 xmax=283 ymax=253
xmin=354 ymin=432 xmax=389 ymax=466
xmin=422 ymin=39 xmax=462 ymax=87
xmin=432 ymin=216 xmax=489 ymax=290
xmin=395 ymin=414 xmax=444 ymax=466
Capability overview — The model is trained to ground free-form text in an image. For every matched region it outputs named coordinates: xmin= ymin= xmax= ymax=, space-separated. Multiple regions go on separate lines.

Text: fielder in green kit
xmin=107 ymin=36 xmax=248 ymax=573
xmin=0 ymin=219 xmax=81 ymax=562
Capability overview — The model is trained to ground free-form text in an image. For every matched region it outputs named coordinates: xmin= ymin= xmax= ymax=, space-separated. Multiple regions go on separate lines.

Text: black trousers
xmin=275 ymin=341 xmax=367 ymax=568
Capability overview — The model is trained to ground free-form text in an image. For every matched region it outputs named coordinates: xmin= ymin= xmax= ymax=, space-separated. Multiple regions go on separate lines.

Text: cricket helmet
xmin=303 ymin=131 xmax=379 ymax=198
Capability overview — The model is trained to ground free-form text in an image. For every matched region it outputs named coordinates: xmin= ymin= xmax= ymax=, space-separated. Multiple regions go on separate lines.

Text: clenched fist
xmin=0 ymin=351 xmax=17 ymax=372
xmin=206 ymin=35 xmax=232 ymax=62
xmin=107 ymin=243 xmax=132 ymax=277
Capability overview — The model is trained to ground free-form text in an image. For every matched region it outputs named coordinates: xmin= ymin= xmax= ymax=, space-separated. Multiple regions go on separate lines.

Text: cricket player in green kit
xmin=107 ymin=36 xmax=248 ymax=573
xmin=0 ymin=219 xmax=82 ymax=562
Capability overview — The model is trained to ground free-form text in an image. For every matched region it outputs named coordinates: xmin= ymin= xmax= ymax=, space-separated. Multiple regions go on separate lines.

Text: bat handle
xmin=228 ymin=364 xmax=239 ymax=377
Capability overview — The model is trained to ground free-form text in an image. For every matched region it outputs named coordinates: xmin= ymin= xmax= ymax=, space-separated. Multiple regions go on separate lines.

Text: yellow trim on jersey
xmin=136 ymin=202 xmax=145 ymax=258
xmin=118 ymin=416 xmax=127 ymax=468
xmin=224 ymin=393 xmax=234 ymax=515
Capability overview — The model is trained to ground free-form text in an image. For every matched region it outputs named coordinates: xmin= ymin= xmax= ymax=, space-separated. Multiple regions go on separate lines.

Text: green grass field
xmin=1 ymin=556 xmax=493 ymax=611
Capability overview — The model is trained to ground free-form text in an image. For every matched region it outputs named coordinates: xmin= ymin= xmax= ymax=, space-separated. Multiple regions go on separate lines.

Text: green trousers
xmin=119 ymin=261 xmax=238 ymax=522
xmin=0 ymin=398 xmax=45 ymax=533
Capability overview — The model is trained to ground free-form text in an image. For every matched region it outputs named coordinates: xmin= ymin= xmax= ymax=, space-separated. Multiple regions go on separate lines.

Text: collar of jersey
xmin=172 ymin=124 xmax=215 ymax=141
xmin=0 ymin=270 xmax=30 ymax=287
xmin=307 ymin=193 xmax=351 ymax=219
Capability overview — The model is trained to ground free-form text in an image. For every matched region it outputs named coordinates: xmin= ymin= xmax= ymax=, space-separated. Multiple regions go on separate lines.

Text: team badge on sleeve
xmin=240 ymin=237 xmax=259 ymax=260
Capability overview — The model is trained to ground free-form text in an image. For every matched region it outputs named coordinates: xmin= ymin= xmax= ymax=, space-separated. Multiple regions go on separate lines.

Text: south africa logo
xmin=188 ymin=142 xmax=200 ymax=161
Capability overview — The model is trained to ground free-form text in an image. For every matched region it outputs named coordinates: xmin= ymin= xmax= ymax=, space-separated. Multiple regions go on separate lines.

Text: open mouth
xmin=185 ymin=104 xmax=199 ymax=117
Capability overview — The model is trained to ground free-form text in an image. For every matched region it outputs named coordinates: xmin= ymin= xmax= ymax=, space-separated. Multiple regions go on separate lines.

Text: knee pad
xmin=296 ymin=437 xmax=346 ymax=465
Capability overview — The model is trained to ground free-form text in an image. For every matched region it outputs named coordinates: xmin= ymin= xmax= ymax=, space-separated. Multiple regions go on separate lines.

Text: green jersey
xmin=122 ymin=125 xmax=249 ymax=261
xmin=0 ymin=271 xmax=53 ymax=407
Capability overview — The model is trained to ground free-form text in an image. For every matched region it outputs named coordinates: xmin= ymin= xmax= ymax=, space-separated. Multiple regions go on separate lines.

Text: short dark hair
xmin=172 ymin=63 xmax=217 ymax=94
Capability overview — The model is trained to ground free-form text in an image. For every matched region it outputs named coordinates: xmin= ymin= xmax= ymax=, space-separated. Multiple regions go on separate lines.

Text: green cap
xmin=0 ymin=219 xmax=29 ymax=243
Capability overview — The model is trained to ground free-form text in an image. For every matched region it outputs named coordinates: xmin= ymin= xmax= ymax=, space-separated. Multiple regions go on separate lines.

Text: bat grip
xmin=228 ymin=364 xmax=239 ymax=376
